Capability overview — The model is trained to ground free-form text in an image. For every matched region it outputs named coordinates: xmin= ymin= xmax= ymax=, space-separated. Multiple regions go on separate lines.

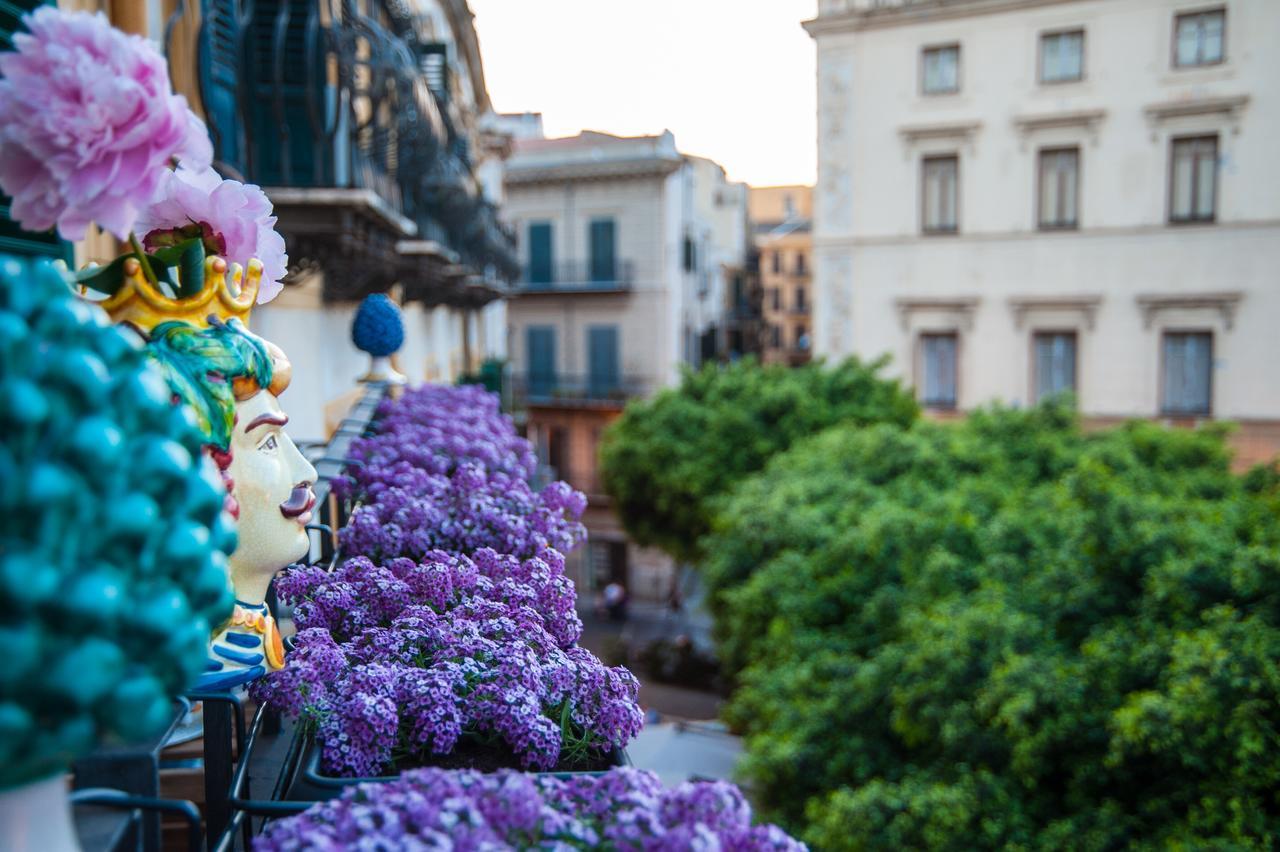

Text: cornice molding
xmin=898 ymin=120 xmax=982 ymax=156
xmin=505 ymin=158 xmax=682 ymax=186
xmin=895 ymin=296 xmax=980 ymax=331
xmin=1012 ymin=109 xmax=1107 ymax=148
xmin=1136 ymin=292 xmax=1243 ymax=330
xmin=804 ymin=0 xmax=1083 ymax=37
xmin=1007 ymin=295 xmax=1102 ymax=329
xmin=1143 ymin=95 xmax=1250 ymax=138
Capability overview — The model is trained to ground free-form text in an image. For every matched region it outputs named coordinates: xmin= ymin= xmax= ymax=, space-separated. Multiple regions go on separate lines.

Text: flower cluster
xmin=340 ymin=465 xmax=586 ymax=562
xmin=337 ymin=384 xmax=537 ymax=495
xmin=136 ymin=166 xmax=288 ymax=302
xmin=255 ymin=767 xmax=806 ymax=851
xmin=0 ymin=8 xmax=210 ymax=240
xmin=0 ymin=8 xmax=287 ymax=301
xmin=255 ymin=385 xmax=631 ymax=775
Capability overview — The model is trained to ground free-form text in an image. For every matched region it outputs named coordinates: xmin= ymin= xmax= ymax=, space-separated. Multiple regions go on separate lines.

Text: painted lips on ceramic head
xmin=279 ymin=483 xmax=316 ymax=526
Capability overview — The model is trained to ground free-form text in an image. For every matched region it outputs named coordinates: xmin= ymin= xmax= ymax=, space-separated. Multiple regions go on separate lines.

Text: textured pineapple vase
xmin=101 ymin=255 xmax=315 ymax=689
xmin=352 ymin=293 xmax=407 ymax=385
xmin=0 ymin=256 xmax=239 ymax=852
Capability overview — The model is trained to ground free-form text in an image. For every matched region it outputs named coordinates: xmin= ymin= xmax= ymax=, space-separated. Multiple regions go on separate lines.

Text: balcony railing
xmin=512 ymin=373 xmax=646 ymax=407
xmin=182 ymin=0 xmax=514 ymax=301
xmin=517 ymin=260 xmax=635 ymax=293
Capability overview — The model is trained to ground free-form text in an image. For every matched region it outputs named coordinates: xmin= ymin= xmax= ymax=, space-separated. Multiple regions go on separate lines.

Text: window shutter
xmin=526 ymin=327 xmax=556 ymax=396
xmin=527 ymin=223 xmax=553 ymax=286
xmin=587 ymin=325 xmax=619 ymax=397
xmin=589 ymin=219 xmax=615 ymax=284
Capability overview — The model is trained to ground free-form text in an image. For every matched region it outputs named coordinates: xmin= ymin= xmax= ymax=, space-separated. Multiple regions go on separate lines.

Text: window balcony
xmin=512 ymin=373 xmax=646 ymax=408
xmin=187 ymin=0 xmax=514 ymax=301
xmin=516 ymin=260 xmax=635 ymax=294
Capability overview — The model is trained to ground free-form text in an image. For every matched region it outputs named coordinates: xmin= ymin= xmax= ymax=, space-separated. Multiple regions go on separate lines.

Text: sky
xmin=468 ymin=0 xmax=819 ymax=188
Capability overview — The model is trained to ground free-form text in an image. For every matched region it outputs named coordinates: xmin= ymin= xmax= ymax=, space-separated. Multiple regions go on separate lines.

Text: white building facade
xmin=502 ymin=130 xmax=746 ymax=601
xmin=503 ymin=131 xmax=744 ymax=398
xmin=806 ymin=0 xmax=1280 ymax=464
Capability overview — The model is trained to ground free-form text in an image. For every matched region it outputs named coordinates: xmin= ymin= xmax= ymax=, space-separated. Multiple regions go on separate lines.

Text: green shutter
xmin=527 ymin=326 xmax=556 ymax=396
xmin=588 ymin=218 xmax=615 ymax=284
xmin=527 ymin=222 xmax=552 ymax=287
xmin=587 ymin=325 xmax=619 ymax=397
xmin=0 ymin=0 xmax=71 ymax=261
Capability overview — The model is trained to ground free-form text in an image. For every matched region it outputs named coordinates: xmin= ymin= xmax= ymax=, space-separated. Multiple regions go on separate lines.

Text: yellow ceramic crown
xmin=99 ymin=255 xmax=262 ymax=334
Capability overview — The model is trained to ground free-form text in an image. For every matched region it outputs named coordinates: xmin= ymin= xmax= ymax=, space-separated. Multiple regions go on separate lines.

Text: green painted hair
xmin=146 ymin=317 xmax=275 ymax=451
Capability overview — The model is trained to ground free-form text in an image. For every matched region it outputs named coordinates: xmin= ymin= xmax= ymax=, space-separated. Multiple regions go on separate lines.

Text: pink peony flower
xmin=137 ymin=167 xmax=289 ymax=303
xmin=0 ymin=8 xmax=211 ymax=241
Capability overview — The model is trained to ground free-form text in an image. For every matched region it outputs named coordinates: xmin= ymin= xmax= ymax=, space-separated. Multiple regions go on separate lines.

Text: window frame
xmin=1172 ymin=7 xmax=1227 ymax=69
xmin=1168 ymin=135 xmax=1219 ymax=225
xmin=1037 ymin=146 xmax=1081 ymax=231
xmin=1030 ymin=329 xmax=1079 ymax=404
xmin=1038 ymin=27 xmax=1086 ymax=85
xmin=1159 ymin=329 xmax=1214 ymax=417
xmin=921 ymin=154 xmax=960 ymax=235
xmin=920 ymin=43 xmax=961 ymax=96
xmin=918 ymin=331 xmax=960 ymax=410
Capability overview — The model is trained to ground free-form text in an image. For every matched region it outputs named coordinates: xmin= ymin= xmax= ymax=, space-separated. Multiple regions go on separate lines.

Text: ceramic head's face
xmin=226 ymin=390 xmax=317 ymax=580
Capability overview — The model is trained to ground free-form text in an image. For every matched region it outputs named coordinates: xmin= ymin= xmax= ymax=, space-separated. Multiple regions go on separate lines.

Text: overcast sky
xmin=468 ymin=0 xmax=818 ymax=187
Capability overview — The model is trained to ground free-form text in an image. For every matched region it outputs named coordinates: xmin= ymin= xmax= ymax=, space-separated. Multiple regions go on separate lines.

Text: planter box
xmin=283 ymin=729 xmax=629 ymax=805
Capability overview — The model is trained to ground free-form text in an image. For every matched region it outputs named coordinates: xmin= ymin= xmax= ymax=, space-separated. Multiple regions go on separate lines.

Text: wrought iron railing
xmin=173 ymin=0 xmax=516 ymax=287
xmin=512 ymin=372 xmax=646 ymax=406
xmin=518 ymin=260 xmax=635 ymax=292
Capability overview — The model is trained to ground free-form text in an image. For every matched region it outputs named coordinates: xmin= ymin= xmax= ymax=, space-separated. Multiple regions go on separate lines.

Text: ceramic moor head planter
xmin=102 ymin=255 xmax=316 ymax=690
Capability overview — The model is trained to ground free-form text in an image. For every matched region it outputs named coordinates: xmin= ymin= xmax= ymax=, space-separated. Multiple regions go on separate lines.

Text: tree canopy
xmin=701 ymin=402 xmax=1280 ymax=848
xmin=598 ymin=357 xmax=918 ymax=563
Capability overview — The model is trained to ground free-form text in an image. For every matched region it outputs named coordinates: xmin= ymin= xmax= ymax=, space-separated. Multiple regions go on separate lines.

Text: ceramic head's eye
xmin=260 ymin=434 xmax=279 ymax=451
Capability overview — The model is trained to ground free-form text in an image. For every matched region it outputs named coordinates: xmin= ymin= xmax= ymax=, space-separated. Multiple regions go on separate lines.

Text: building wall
xmin=809 ymin=0 xmax=1280 ymax=461
xmin=752 ymin=185 xmax=814 ymax=365
xmin=504 ymin=173 xmax=678 ymax=392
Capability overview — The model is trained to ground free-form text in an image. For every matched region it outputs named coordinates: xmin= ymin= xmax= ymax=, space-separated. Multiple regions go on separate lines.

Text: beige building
xmin=502 ymin=129 xmax=747 ymax=600
xmin=751 ymin=186 xmax=814 ymax=365
xmin=806 ymin=0 xmax=1280 ymax=465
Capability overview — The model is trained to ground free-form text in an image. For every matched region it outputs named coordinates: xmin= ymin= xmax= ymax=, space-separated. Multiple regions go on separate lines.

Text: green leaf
xmin=148 ymin=238 xmax=206 ymax=298
xmin=73 ymin=255 xmax=130 ymax=296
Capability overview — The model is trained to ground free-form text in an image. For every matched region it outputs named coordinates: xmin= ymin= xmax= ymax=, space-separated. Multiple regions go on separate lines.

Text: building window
xmin=1038 ymin=147 xmax=1080 ymax=230
xmin=587 ymin=325 xmax=620 ymax=398
xmin=1040 ymin=29 xmax=1084 ymax=83
xmin=795 ymin=325 xmax=808 ymax=350
xmin=922 ymin=44 xmax=960 ymax=94
xmin=771 ymin=250 xmax=782 ymax=274
xmin=794 ymin=285 xmax=807 ymax=312
xmin=769 ymin=287 xmax=781 ymax=311
xmin=588 ymin=218 xmax=616 ymax=284
xmin=1033 ymin=331 xmax=1077 ymax=402
xmin=527 ymin=221 xmax=553 ymax=286
xmin=922 ymin=155 xmax=959 ymax=234
xmin=526 ymin=326 xmax=557 ymax=396
xmin=683 ymin=235 xmax=696 ymax=272
xmin=770 ymin=324 xmax=782 ymax=348
xmin=1174 ymin=8 xmax=1225 ymax=68
xmin=1169 ymin=136 xmax=1218 ymax=224
xmin=795 ymin=252 xmax=806 ymax=275
xmin=1162 ymin=331 xmax=1212 ymax=415
xmin=920 ymin=332 xmax=958 ymax=409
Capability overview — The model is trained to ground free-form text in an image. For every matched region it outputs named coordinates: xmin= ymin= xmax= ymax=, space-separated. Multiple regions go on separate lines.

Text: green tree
xmin=702 ymin=402 xmax=1280 ymax=848
xmin=598 ymin=357 xmax=918 ymax=562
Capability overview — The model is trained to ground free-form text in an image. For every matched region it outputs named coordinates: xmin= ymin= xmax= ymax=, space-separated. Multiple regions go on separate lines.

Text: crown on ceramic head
xmin=99 ymin=255 xmax=262 ymax=335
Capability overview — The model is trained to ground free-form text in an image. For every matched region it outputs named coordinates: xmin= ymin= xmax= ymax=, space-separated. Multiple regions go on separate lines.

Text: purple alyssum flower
xmin=253 ymin=767 xmax=807 ymax=851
